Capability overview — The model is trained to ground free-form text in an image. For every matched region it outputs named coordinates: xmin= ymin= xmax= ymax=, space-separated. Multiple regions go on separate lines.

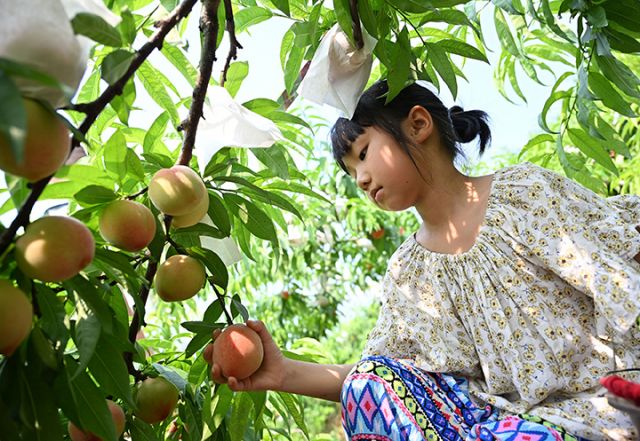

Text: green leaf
xmin=588 ymin=71 xmax=637 ymax=117
xmin=271 ymin=0 xmax=290 ymax=16
xmin=88 ymin=335 xmax=134 ymax=407
xmin=128 ymin=418 xmax=161 ymax=441
xmin=225 ymin=62 xmax=249 ymax=98
xmin=538 ymin=90 xmax=571 ymax=133
xmin=137 ymin=62 xmax=179 ymax=125
xmin=567 ymin=128 xmax=618 ymax=175
xmin=597 ymin=55 xmax=640 ymax=99
xmin=101 ymin=49 xmax=135 ymax=85
xmin=34 ymin=285 xmax=68 ymax=343
xmin=492 ymin=0 xmax=524 ymax=15
xmin=185 ymin=331 xmax=212 ymax=359
xmin=0 ymin=72 xmax=26 ymax=164
xmin=385 ymin=28 xmax=412 ymax=102
xmin=223 ymin=193 xmax=277 ymax=242
xmin=518 ymin=133 xmax=554 ymax=159
xmin=207 ymin=192 xmax=231 ymax=236
xmin=243 ymin=98 xmax=280 ymax=116
xmin=181 ymin=321 xmax=225 ymax=334
xmin=251 ymin=145 xmax=290 ymax=180
xmin=74 ymin=185 xmax=118 ymax=205
xmin=64 ymin=276 xmax=114 ymax=334
xmin=143 ymin=112 xmax=171 ymax=153
xmin=437 ymin=39 xmax=488 ymax=63
xmin=71 ymin=13 xmax=122 ymax=47
xmin=333 ymin=0 xmax=354 ymax=44
xmin=604 ymin=28 xmax=640 ymax=54
xmin=72 ymin=312 xmax=101 ymax=380
xmin=427 ymin=43 xmax=457 ymax=99
xmin=277 ymin=392 xmax=309 ymax=438
xmin=283 ymin=42 xmax=305 ymax=95
xmin=66 ymin=357 xmax=119 ymax=441
xmin=494 ymin=8 xmax=520 ymax=57
xmin=211 ymin=385 xmax=234 ymax=431
xmin=187 ymin=246 xmax=229 ymax=290
xmin=230 ymin=294 xmax=249 ymax=322
xmin=235 ymin=7 xmax=273 ymax=34
xmin=117 ymin=8 xmax=137 ymax=46
xmin=229 ymin=393 xmax=253 ymax=441
xmin=161 ymin=44 xmax=197 ymax=87
xmin=103 ymin=130 xmax=128 ymax=183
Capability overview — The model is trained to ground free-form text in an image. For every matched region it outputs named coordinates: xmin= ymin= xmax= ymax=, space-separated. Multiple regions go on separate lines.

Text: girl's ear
xmin=404 ymin=105 xmax=433 ymax=144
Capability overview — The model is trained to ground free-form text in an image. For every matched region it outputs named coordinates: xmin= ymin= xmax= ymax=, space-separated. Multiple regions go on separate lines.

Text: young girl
xmin=207 ymin=80 xmax=640 ymax=440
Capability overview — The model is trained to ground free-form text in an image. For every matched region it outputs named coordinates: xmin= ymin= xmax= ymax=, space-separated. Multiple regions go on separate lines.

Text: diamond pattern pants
xmin=340 ymin=356 xmax=589 ymax=441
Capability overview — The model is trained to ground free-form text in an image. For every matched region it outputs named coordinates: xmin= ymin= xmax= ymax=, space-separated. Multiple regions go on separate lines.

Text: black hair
xmin=330 ymin=80 xmax=491 ymax=173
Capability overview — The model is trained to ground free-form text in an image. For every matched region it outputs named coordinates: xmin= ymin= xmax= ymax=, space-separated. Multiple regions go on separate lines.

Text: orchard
xmin=0 ymin=0 xmax=638 ymax=440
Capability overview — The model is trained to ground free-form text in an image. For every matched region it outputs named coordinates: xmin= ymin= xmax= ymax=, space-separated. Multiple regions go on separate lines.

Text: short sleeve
xmin=519 ymin=165 xmax=640 ymax=337
xmin=361 ymin=250 xmax=479 ymax=375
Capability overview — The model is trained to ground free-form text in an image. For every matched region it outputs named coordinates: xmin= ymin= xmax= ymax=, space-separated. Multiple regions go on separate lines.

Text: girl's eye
xmin=358 ymin=147 xmax=368 ymax=161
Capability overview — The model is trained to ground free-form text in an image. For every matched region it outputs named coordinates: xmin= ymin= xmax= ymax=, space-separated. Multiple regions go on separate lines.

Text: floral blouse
xmin=362 ymin=162 xmax=640 ymax=440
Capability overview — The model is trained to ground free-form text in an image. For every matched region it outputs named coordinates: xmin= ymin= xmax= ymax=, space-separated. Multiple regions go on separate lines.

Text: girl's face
xmin=342 ymin=126 xmax=424 ymax=211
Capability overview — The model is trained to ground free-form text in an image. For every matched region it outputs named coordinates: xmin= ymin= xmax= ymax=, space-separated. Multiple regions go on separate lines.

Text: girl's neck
xmin=413 ymin=157 xmax=493 ymax=234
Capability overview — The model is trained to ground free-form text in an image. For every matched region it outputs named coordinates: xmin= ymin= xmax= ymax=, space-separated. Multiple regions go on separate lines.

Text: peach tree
xmin=0 ymin=0 xmax=638 ymax=440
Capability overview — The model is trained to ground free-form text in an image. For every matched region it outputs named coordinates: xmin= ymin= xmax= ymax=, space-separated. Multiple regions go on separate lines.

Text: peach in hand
xmin=99 ymin=200 xmax=156 ymax=252
xmin=213 ymin=324 xmax=264 ymax=380
xmin=16 ymin=216 xmax=95 ymax=282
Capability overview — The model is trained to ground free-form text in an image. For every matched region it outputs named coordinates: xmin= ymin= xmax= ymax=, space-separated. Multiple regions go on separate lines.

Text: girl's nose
xmin=356 ymin=170 xmax=371 ymax=191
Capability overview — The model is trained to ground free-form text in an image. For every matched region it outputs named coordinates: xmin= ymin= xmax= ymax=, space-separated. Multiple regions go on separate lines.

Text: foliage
xmin=0 ymin=0 xmax=638 ymax=440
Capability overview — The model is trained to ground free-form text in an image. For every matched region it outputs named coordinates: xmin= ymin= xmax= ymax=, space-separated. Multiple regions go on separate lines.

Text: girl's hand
xmin=203 ymin=320 xmax=287 ymax=392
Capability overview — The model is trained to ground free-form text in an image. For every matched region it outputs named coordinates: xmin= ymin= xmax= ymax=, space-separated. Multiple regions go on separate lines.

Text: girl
xmin=207 ymin=80 xmax=640 ymax=440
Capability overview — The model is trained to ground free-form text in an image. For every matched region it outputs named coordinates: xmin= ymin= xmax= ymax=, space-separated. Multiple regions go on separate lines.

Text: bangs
xmin=330 ymin=117 xmax=365 ymax=173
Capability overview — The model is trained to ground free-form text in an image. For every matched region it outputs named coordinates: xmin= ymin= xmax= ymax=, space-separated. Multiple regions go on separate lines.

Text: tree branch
xmin=0 ymin=0 xmax=200 ymax=257
xmin=221 ymin=0 xmax=243 ymax=86
xmin=278 ymin=60 xmax=311 ymax=109
xmin=178 ymin=0 xmax=222 ymax=165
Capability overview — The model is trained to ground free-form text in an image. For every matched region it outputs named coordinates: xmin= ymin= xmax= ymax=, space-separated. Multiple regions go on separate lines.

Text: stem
xmin=210 ymin=281 xmax=234 ymax=325
xmin=221 ymin=0 xmax=243 ymax=85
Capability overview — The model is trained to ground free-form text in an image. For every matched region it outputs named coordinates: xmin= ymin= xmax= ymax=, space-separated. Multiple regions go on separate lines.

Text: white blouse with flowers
xmin=362 ymin=162 xmax=640 ymax=440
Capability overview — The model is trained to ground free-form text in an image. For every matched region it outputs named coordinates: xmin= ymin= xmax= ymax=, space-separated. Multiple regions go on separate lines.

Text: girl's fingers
xmin=203 ymin=343 xmax=214 ymax=364
xmin=211 ymin=363 xmax=227 ymax=384
xmin=227 ymin=376 xmax=242 ymax=391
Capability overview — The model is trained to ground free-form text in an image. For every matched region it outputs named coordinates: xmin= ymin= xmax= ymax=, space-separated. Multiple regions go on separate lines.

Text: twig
xmin=0 ymin=0 xmax=200 ymax=256
xmin=349 ymin=0 xmax=365 ymax=49
xmin=278 ymin=60 xmax=311 ymax=109
xmin=178 ymin=0 xmax=222 ymax=165
xmin=210 ymin=281 xmax=234 ymax=325
xmin=221 ymin=0 xmax=243 ymax=85
xmin=126 ymin=186 xmax=149 ymax=200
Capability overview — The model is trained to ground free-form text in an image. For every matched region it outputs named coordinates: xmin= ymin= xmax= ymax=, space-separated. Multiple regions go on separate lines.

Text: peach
xmin=148 ymin=165 xmax=206 ymax=216
xmin=172 ymin=191 xmax=209 ymax=229
xmin=134 ymin=377 xmax=179 ymax=424
xmin=68 ymin=399 xmax=125 ymax=441
xmin=154 ymin=255 xmax=205 ymax=302
xmin=213 ymin=324 xmax=264 ymax=380
xmin=0 ymin=280 xmax=33 ymax=356
xmin=16 ymin=216 xmax=95 ymax=282
xmin=0 ymin=98 xmax=70 ymax=182
xmin=99 ymin=200 xmax=156 ymax=252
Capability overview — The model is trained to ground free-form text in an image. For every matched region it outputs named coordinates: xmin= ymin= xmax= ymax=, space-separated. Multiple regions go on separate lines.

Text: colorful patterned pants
xmin=341 ymin=356 xmax=589 ymax=441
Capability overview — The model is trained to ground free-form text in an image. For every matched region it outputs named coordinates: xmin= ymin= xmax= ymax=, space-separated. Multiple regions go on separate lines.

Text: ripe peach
xmin=370 ymin=228 xmax=385 ymax=240
xmin=134 ymin=377 xmax=179 ymax=424
xmin=154 ymin=255 xmax=205 ymax=302
xmin=172 ymin=191 xmax=209 ymax=229
xmin=0 ymin=98 xmax=70 ymax=182
xmin=99 ymin=200 xmax=156 ymax=252
xmin=16 ymin=216 xmax=95 ymax=282
xmin=68 ymin=399 xmax=125 ymax=441
xmin=0 ymin=280 xmax=33 ymax=356
xmin=213 ymin=324 xmax=264 ymax=380
xmin=148 ymin=166 xmax=206 ymax=216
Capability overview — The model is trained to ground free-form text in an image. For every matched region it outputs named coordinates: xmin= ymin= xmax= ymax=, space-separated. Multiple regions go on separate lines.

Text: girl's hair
xmin=330 ymin=80 xmax=492 ymax=173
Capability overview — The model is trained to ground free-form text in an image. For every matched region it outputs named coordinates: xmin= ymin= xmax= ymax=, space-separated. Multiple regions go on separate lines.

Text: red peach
xmin=213 ymin=324 xmax=264 ymax=380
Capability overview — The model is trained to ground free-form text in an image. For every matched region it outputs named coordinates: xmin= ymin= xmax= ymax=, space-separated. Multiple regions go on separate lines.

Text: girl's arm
xmin=206 ymin=320 xmax=354 ymax=403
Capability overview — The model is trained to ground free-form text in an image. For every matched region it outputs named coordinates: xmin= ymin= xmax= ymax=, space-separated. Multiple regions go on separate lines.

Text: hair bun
xmin=448 ymin=105 xmax=491 ymax=155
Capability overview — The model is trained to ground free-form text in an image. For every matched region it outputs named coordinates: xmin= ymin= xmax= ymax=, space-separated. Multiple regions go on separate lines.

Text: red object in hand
xmin=600 ymin=375 xmax=640 ymax=406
